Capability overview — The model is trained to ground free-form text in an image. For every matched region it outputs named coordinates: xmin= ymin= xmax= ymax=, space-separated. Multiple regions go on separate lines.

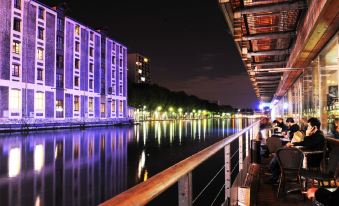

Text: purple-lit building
xmin=0 ymin=0 xmax=128 ymax=124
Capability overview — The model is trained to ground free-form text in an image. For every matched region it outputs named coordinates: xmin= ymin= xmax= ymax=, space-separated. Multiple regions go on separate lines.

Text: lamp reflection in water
xmin=8 ymin=146 xmax=21 ymax=177
xmin=137 ymin=150 xmax=146 ymax=181
xmin=143 ymin=121 xmax=147 ymax=145
xmin=179 ymin=120 xmax=183 ymax=144
xmin=35 ymin=196 xmax=41 ymax=206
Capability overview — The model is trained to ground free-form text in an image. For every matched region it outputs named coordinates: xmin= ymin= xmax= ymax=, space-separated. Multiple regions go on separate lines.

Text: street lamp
xmin=157 ymin=106 xmax=162 ymax=112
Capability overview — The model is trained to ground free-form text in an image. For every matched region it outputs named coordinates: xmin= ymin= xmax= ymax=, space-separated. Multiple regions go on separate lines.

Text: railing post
xmin=178 ymin=172 xmax=192 ymax=206
xmin=224 ymin=144 xmax=231 ymax=203
xmin=246 ymin=130 xmax=249 ymax=156
xmin=239 ymin=134 xmax=243 ymax=171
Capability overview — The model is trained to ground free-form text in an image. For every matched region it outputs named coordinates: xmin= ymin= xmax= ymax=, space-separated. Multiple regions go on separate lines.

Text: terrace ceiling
xmin=219 ymin=0 xmax=307 ymax=102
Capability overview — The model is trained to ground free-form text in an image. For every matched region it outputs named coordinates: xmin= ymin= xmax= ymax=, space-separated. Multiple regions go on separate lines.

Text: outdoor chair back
xmin=276 ymin=147 xmax=304 ymax=198
xmin=277 ymin=147 xmax=304 ymax=171
xmin=266 ymin=136 xmax=282 ymax=154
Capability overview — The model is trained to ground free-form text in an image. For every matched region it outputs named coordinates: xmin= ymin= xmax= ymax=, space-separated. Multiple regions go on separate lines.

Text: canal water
xmin=0 ymin=118 xmax=251 ymax=206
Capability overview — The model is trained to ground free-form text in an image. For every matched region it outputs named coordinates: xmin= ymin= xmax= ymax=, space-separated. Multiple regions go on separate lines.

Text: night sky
xmin=42 ymin=0 xmax=258 ymax=108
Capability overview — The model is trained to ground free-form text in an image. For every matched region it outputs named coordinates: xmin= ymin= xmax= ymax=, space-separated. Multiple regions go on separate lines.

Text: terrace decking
xmin=256 ymin=158 xmax=312 ymax=206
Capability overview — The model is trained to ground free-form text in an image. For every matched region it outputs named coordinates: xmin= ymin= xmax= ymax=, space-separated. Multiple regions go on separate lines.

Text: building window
xmin=57 ymin=17 xmax=63 ymax=31
xmin=9 ymin=89 xmax=21 ymax=111
xmin=88 ymin=97 xmax=94 ymax=112
xmin=37 ymin=48 xmax=44 ymax=60
xmin=56 ymin=100 xmax=63 ymax=112
xmin=90 ymin=32 xmax=94 ymax=41
xmin=119 ymin=59 xmax=122 ymax=67
xmin=141 ymin=77 xmax=146 ymax=82
xmin=89 ymin=79 xmax=93 ymax=89
xmin=74 ymin=96 xmax=79 ymax=111
xmin=38 ymin=7 xmax=44 ymax=20
xmin=56 ymin=74 xmax=63 ymax=87
xmin=14 ymin=0 xmax=21 ymax=10
xmin=56 ymin=55 xmax=63 ymax=68
xmin=119 ymin=100 xmax=123 ymax=114
xmin=112 ymin=71 xmax=115 ymax=79
xmin=37 ymin=68 xmax=43 ymax=80
xmin=119 ymin=72 xmax=123 ymax=80
xmin=12 ymin=41 xmax=20 ymax=54
xmin=13 ymin=18 xmax=21 ymax=32
xmin=112 ymin=100 xmax=115 ymax=112
xmin=75 ymin=41 xmax=80 ymax=52
xmin=89 ymin=63 xmax=93 ymax=73
xmin=75 ymin=25 xmax=80 ymax=36
xmin=57 ymin=36 xmax=63 ymax=50
xmin=37 ymin=27 xmax=44 ymax=40
xmin=74 ymin=76 xmax=79 ymax=87
xmin=35 ymin=92 xmax=44 ymax=111
xmin=119 ymin=85 xmax=122 ymax=94
xmin=89 ymin=47 xmax=94 ymax=57
xmin=75 ymin=58 xmax=80 ymax=69
xmin=119 ymin=45 xmax=122 ymax=53
xmin=12 ymin=64 xmax=20 ymax=77
xmin=112 ymin=56 xmax=115 ymax=64
xmin=100 ymin=103 xmax=105 ymax=113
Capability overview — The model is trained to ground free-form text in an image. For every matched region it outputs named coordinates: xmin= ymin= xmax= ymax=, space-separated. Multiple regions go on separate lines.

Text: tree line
xmin=128 ymin=80 xmax=237 ymax=113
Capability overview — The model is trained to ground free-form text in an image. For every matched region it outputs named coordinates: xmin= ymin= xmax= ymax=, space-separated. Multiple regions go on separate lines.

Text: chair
xmin=266 ymin=136 xmax=282 ymax=154
xmin=276 ymin=147 xmax=304 ymax=198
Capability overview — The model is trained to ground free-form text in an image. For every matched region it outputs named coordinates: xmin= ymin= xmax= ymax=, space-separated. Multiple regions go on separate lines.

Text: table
xmin=294 ymin=146 xmax=324 ymax=169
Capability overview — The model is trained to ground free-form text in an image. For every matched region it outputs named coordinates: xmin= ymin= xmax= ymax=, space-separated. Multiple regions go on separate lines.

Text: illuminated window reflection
xmin=34 ymin=144 xmax=44 ymax=172
xmin=8 ymin=147 xmax=21 ymax=177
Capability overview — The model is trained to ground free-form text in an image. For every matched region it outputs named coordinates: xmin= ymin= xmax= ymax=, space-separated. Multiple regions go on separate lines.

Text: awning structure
xmin=219 ymin=0 xmax=339 ymax=102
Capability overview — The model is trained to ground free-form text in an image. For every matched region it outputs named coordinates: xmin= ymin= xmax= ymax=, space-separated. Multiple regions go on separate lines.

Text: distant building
xmin=0 ymin=0 xmax=128 ymax=121
xmin=128 ymin=53 xmax=151 ymax=84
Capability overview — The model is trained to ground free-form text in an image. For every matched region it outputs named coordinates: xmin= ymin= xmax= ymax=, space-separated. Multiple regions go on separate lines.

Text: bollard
xmin=251 ymin=140 xmax=261 ymax=164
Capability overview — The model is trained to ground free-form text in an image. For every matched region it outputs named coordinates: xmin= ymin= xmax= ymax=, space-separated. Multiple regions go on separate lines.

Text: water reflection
xmin=0 ymin=128 xmax=129 ymax=206
xmin=0 ymin=118 xmax=250 ymax=206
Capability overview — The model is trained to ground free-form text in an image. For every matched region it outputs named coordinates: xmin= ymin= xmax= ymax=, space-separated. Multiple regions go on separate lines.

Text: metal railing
xmin=100 ymin=119 xmax=260 ymax=206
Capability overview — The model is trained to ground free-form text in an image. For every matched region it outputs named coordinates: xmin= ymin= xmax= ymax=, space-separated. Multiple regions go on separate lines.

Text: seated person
xmin=272 ymin=120 xmax=282 ymax=134
xmin=286 ymin=117 xmax=325 ymax=150
xmin=307 ymin=187 xmax=339 ymax=206
xmin=277 ymin=117 xmax=288 ymax=132
xmin=287 ymin=117 xmax=325 ymax=168
xmin=286 ymin=117 xmax=300 ymax=140
xmin=266 ymin=118 xmax=325 ymax=184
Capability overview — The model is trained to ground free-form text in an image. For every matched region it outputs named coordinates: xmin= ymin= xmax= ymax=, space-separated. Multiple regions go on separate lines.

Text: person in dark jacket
xmin=287 ymin=117 xmax=325 ymax=150
xmin=277 ymin=117 xmax=288 ymax=132
xmin=287 ymin=117 xmax=325 ymax=168
xmin=286 ymin=117 xmax=300 ymax=140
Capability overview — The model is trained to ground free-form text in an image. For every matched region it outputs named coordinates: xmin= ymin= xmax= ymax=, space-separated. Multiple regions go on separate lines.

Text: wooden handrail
xmin=100 ymin=120 xmax=260 ymax=206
